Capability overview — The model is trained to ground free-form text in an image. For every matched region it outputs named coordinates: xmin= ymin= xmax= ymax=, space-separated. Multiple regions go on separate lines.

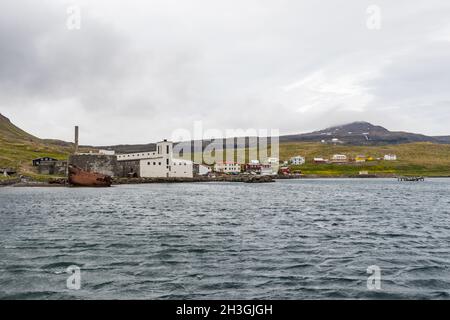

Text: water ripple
xmin=1 ymin=178 xmax=450 ymax=299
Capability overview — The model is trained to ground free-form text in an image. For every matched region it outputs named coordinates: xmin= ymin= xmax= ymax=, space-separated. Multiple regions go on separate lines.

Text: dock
xmin=397 ymin=176 xmax=425 ymax=182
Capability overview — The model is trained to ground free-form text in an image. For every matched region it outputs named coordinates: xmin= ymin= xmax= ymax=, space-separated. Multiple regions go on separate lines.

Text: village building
xmin=32 ymin=157 xmax=59 ymax=166
xmin=314 ymin=157 xmax=328 ymax=164
xmin=69 ymin=153 xmax=118 ymax=177
xmin=37 ymin=160 xmax=68 ymax=175
xmin=214 ymin=162 xmax=241 ymax=174
xmin=260 ymin=165 xmax=273 ymax=176
xmin=170 ymin=159 xmax=193 ymax=177
xmin=193 ymin=164 xmax=211 ymax=176
xmin=279 ymin=166 xmax=290 ymax=175
xmin=69 ymin=140 xmax=193 ymax=178
xmin=32 ymin=157 xmax=67 ymax=175
xmin=117 ymin=140 xmax=193 ymax=178
xmin=99 ymin=149 xmax=116 ymax=155
xmin=290 ymin=156 xmax=305 ymax=165
xmin=245 ymin=163 xmax=272 ymax=175
xmin=331 ymin=154 xmax=348 ymax=163
xmin=355 ymin=155 xmax=366 ymax=163
xmin=384 ymin=154 xmax=397 ymax=161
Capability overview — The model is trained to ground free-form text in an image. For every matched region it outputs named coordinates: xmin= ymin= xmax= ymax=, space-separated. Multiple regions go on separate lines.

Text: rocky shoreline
xmin=1 ymin=174 xmax=277 ymax=187
xmin=112 ymin=174 xmax=276 ymax=184
xmin=4 ymin=174 xmax=448 ymax=187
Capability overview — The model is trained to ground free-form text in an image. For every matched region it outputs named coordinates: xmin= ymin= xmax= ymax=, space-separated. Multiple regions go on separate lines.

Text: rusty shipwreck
xmin=68 ymin=164 xmax=112 ymax=187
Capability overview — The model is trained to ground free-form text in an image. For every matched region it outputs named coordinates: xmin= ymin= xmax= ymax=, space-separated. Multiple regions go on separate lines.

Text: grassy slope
xmin=281 ymin=142 xmax=450 ymax=176
xmin=0 ymin=114 xmax=91 ymax=179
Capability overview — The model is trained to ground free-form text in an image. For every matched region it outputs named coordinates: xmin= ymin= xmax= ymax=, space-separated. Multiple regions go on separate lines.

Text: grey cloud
xmin=1 ymin=0 xmax=450 ymax=143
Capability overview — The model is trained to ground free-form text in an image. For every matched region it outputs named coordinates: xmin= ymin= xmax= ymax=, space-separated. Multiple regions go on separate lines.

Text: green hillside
xmin=0 ymin=113 xmax=81 ymax=180
xmin=280 ymin=142 xmax=450 ymax=177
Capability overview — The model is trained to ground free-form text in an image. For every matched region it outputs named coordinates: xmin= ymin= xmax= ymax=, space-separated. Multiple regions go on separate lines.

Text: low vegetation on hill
xmin=281 ymin=142 xmax=450 ymax=177
xmin=0 ymin=113 xmax=92 ymax=179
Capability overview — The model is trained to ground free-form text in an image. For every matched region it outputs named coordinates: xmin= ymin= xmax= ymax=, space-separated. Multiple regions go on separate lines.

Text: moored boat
xmin=68 ymin=164 xmax=112 ymax=187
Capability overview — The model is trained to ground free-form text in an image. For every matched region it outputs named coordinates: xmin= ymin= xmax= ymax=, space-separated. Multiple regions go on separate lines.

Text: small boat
xmin=68 ymin=164 xmax=112 ymax=187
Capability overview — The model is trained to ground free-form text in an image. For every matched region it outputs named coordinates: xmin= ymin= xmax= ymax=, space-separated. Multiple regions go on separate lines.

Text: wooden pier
xmin=397 ymin=176 xmax=425 ymax=182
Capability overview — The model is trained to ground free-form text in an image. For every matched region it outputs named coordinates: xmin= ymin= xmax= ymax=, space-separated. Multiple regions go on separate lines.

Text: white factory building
xmin=116 ymin=140 xmax=193 ymax=178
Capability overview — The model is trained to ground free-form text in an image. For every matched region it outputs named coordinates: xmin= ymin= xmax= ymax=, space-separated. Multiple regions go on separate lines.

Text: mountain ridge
xmin=279 ymin=121 xmax=450 ymax=146
xmin=1 ymin=113 xmax=450 ymax=154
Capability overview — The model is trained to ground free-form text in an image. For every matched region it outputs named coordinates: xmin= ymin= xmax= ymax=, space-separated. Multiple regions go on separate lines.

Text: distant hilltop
xmin=279 ymin=121 xmax=450 ymax=146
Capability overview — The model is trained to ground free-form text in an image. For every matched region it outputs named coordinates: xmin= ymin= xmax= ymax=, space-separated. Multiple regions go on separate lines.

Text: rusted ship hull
xmin=68 ymin=165 xmax=112 ymax=187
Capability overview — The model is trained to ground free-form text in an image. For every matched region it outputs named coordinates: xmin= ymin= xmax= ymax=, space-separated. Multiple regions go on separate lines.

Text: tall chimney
xmin=74 ymin=126 xmax=79 ymax=154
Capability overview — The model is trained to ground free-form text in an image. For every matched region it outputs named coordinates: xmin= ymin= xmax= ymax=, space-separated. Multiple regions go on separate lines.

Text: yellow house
xmin=355 ymin=155 xmax=366 ymax=163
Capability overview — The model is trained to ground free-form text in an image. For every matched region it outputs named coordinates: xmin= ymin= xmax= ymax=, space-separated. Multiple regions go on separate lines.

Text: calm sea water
xmin=1 ymin=179 xmax=449 ymax=300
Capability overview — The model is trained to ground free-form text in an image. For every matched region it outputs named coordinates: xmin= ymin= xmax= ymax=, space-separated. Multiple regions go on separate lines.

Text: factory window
xmin=147 ymin=162 xmax=150 ymax=165
xmin=159 ymin=162 xmax=161 ymax=165
xmin=166 ymin=145 xmax=169 ymax=154
xmin=166 ymin=159 xmax=169 ymax=165
xmin=153 ymin=162 xmax=156 ymax=165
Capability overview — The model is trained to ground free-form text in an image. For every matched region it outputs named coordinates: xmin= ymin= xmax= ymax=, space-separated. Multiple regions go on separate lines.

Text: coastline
xmin=3 ymin=174 xmax=449 ymax=188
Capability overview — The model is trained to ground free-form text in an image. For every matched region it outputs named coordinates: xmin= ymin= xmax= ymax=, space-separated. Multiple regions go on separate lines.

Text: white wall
xmin=171 ymin=159 xmax=193 ymax=178
xmin=140 ymin=157 xmax=169 ymax=177
xmin=198 ymin=164 xmax=210 ymax=175
xmin=118 ymin=140 xmax=193 ymax=178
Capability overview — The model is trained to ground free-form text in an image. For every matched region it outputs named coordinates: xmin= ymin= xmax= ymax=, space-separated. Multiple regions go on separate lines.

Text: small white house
xmin=331 ymin=154 xmax=347 ymax=163
xmin=290 ymin=156 xmax=305 ymax=165
xmin=384 ymin=154 xmax=397 ymax=161
xmin=214 ymin=162 xmax=241 ymax=174
xmin=99 ymin=149 xmax=115 ymax=155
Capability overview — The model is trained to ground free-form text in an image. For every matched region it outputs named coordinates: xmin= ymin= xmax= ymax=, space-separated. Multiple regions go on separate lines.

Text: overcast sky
xmin=1 ymin=0 xmax=450 ymax=145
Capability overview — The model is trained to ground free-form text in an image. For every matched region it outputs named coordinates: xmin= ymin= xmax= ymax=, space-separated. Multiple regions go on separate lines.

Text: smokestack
xmin=74 ymin=126 xmax=79 ymax=154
